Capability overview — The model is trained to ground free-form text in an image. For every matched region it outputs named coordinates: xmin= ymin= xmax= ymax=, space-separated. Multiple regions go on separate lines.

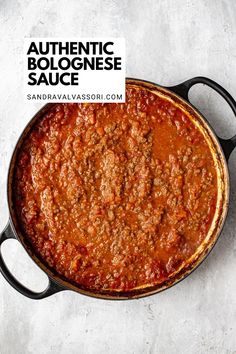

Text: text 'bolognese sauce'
xmin=14 ymin=84 xmax=218 ymax=291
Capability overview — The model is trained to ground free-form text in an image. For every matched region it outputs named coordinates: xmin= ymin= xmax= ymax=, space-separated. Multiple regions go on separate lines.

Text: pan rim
xmin=6 ymin=78 xmax=230 ymax=300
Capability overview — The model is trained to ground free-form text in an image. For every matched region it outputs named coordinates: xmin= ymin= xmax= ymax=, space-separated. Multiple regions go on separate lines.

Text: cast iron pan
xmin=0 ymin=76 xmax=236 ymax=299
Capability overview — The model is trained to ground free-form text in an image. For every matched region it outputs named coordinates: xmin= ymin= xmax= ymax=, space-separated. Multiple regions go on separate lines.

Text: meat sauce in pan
xmin=14 ymin=85 xmax=218 ymax=291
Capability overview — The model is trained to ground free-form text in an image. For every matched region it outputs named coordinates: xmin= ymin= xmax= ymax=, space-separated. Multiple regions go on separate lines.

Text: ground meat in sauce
xmin=14 ymin=85 xmax=218 ymax=292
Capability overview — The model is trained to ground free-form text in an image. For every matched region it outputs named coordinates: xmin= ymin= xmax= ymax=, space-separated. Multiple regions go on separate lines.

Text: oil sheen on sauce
xmin=14 ymin=85 xmax=218 ymax=292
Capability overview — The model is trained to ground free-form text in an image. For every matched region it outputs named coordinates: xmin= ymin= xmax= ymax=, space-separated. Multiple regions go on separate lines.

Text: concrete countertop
xmin=0 ymin=1 xmax=236 ymax=353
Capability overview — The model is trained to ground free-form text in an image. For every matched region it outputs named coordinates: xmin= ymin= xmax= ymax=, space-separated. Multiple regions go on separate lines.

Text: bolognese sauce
xmin=14 ymin=84 xmax=218 ymax=291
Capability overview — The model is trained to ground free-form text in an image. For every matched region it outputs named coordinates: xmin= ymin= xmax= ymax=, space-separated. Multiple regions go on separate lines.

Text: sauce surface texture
xmin=14 ymin=85 xmax=218 ymax=292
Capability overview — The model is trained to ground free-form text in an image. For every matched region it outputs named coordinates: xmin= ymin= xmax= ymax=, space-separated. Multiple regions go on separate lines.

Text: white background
xmin=0 ymin=1 xmax=236 ymax=353
xmin=24 ymin=38 xmax=125 ymax=102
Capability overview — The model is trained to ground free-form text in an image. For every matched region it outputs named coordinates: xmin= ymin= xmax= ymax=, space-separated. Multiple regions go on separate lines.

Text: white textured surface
xmin=1 ymin=1 xmax=236 ymax=353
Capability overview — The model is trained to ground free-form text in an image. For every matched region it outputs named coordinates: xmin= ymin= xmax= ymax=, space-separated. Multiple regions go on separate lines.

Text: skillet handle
xmin=168 ymin=76 xmax=236 ymax=161
xmin=0 ymin=221 xmax=65 ymax=299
